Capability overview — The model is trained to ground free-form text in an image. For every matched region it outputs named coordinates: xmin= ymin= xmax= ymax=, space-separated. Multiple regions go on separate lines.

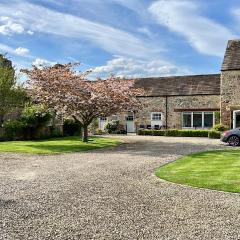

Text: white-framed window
xmin=151 ymin=112 xmax=162 ymax=121
xmin=126 ymin=115 xmax=134 ymax=121
xmin=182 ymin=112 xmax=214 ymax=128
xmin=100 ymin=117 xmax=107 ymax=121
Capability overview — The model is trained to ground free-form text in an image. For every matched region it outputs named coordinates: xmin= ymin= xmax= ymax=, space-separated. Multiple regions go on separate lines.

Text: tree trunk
xmin=82 ymin=125 xmax=88 ymax=142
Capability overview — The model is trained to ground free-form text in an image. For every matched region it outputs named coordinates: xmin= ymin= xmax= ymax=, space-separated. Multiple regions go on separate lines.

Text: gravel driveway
xmin=1 ymin=136 xmax=240 ymax=240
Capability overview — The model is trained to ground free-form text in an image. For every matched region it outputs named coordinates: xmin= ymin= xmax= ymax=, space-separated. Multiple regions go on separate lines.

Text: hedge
xmin=138 ymin=129 xmax=165 ymax=136
xmin=208 ymin=130 xmax=221 ymax=139
xmin=138 ymin=129 xmax=209 ymax=137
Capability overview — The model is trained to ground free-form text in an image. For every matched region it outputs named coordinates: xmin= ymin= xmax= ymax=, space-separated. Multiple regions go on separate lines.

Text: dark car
xmin=221 ymin=128 xmax=240 ymax=146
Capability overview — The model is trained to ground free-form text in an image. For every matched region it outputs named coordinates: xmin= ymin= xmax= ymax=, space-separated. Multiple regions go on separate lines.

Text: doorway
xmin=125 ymin=114 xmax=135 ymax=133
xmin=232 ymin=110 xmax=240 ymax=129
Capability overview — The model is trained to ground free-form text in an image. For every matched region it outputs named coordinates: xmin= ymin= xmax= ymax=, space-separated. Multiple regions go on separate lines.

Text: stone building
xmin=99 ymin=39 xmax=240 ymax=133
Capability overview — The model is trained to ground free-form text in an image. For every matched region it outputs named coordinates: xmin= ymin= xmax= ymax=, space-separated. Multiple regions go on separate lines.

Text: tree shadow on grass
xmin=22 ymin=143 xmax=119 ymax=154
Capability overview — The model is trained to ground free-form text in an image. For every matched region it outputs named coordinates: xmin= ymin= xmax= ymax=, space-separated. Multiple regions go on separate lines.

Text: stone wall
xmin=135 ymin=95 xmax=220 ymax=129
xmin=221 ymin=70 xmax=240 ymax=128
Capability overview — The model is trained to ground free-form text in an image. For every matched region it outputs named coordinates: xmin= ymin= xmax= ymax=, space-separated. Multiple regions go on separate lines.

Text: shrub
xmin=114 ymin=129 xmax=127 ymax=134
xmin=178 ymin=130 xmax=209 ymax=137
xmin=138 ymin=129 xmax=209 ymax=137
xmin=63 ymin=119 xmax=81 ymax=136
xmin=165 ymin=129 xmax=179 ymax=136
xmin=138 ymin=129 xmax=153 ymax=135
xmin=21 ymin=104 xmax=52 ymax=128
xmin=50 ymin=126 xmax=64 ymax=138
xmin=95 ymin=129 xmax=103 ymax=135
xmin=89 ymin=118 xmax=99 ymax=134
xmin=208 ymin=130 xmax=221 ymax=139
xmin=212 ymin=124 xmax=228 ymax=132
xmin=105 ymin=120 xmax=119 ymax=134
xmin=152 ymin=130 xmax=165 ymax=136
xmin=3 ymin=119 xmax=27 ymax=140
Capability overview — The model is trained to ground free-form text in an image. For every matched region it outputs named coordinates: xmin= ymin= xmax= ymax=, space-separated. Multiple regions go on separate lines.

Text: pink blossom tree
xmin=22 ymin=63 xmax=144 ymax=142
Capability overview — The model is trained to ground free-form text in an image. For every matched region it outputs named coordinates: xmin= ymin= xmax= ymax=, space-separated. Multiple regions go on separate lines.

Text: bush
xmin=165 ymin=129 xmax=179 ymax=136
xmin=105 ymin=120 xmax=119 ymax=133
xmin=114 ymin=129 xmax=127 ymax=134
xmin=152 ymin=130 xmax=165 ymax=136
xmin=179 ymin=130 xmax=209 ymax=137
xmin=63 ymin=119 xmax=81 ymax=136
xmin=138 ymin=129 xmax=153 ymax=135
xmin=50 ymin=126 xmax=63 ymax=138
xmin=138 ymin=129 xmax=209 ymax=137
xmin=3 ymin=120 xmax=27 ymax=140
xmin=212 ymin=124 xmax=228 ymax=132
xmin=21 ymin=104 xmax=52 ymax=128
xmin=95 ymin=129 xmax=103 ymax=135
xmin=208 ymin=130 xmax=221 ymax=139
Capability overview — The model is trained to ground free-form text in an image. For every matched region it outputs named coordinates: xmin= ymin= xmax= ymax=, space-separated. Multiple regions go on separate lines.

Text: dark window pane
xmin=152 ymin=113 xmax=161 ymax=120
xmin=126 ymin=116 xmax=134 ymax=121
xmin=193 ymin=113 xmax=202 ymax=127
xmin=204 ymin=113 xmax=213 ymax=127
xmin=183 ymin=113 xmax=191 ymax=127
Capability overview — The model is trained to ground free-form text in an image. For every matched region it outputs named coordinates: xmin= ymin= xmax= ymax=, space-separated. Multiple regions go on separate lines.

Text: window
xmin=193 ymin=112 xmax=202 ymax=127
xmin=100 ymin=117 xmax=107 ymax=121
xmin=126 ymin=115 xmax=134 ymax=121
xmin=182 ymin=112 xmax=214 ymax=128
xmin=182 ymin=112 xmax=192 ymax=127
xmin=151 ymin=112 xmax=162 ymax=121
xmin=204 ymin=112 xmax=213 ymax=128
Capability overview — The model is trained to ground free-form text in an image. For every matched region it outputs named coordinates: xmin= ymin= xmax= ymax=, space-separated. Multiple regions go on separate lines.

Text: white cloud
xmin=149 ymin=0 xmax=236 ymax=57
xmin=0 ymin=19 xmax=24 ymax=35
xmin=32 ymin=58 xmax=56 ymax=67
xmin=0 ymin=1 xmax=162 ymax=59
xmin=90 ymin=56 xmax=190 ymax=79
xmin=0 ymin=43 xmax=33 ymax=59
xmin=27 ymin=30 xmax=34 ymax=35
xmin=0 ymin=15 xmax=34 ymax=36
xmin=15 ymin=47 xmax=30 ymax=56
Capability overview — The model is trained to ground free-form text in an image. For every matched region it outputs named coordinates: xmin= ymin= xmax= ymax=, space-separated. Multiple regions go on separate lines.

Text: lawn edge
xmin=154 ymin=148 xmax=240 ymax=194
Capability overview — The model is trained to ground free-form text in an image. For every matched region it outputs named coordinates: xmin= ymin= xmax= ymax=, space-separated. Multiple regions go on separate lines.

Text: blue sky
xmin=0 ymin=0 xmax=240 ymax=78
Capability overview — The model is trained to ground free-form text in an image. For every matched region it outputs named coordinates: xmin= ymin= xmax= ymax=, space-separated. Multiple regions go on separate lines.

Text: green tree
xmin=0 ymin=55 xmax=27 ymax=126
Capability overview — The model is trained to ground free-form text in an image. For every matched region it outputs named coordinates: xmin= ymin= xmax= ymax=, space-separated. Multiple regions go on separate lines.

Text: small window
xmin=100 ymin=117 xmax=107 ymax=121
xmin=151 ymin=113 xmax=162 ymax=121
xmin=182 ymin=112 xmax=191 ymax=127
xmin=204 ymin=112 xmax=213 ymax=128
xmin=126 ymin=115 xmax=134 ymax=121
xmin=193 ymin=112 xmax=202 ymax=127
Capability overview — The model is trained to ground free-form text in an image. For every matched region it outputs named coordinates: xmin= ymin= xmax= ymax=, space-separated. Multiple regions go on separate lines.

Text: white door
xmin=99 ymin=117 xmax=108 ymax=131
xmin=233 ymin=110 xmax=240 ymax=129
xmin=126 ymin=114 xmax=135 ymax=133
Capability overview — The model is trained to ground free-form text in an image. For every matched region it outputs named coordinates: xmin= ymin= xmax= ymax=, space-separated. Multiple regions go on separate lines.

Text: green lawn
xmin=156 ymin=149 xmax=240 ymax=193
xmin=0 ymin=136 xmax=121 ymax=154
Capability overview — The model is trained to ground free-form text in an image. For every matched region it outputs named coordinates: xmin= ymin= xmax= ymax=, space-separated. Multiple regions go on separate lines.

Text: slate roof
xmin=134 ymin=74 xmax=220 ymax=96
xmin=222 ymin=39 xmax=240 ymax=71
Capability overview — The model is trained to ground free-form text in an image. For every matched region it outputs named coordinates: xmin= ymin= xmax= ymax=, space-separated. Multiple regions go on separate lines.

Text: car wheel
xmin=228 ymin=135 xmax=240 ymax=146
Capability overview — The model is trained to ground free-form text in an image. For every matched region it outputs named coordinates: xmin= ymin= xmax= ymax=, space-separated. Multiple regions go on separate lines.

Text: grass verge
xmin=0 ymin=136 xmax=121 ymax=154
xmin=156 ymin=149 xmax=240 ymax=193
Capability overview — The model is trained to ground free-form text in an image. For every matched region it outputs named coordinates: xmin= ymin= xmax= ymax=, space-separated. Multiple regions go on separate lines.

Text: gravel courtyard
xmin=1 ymin=136 xmax=240 ymax=240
